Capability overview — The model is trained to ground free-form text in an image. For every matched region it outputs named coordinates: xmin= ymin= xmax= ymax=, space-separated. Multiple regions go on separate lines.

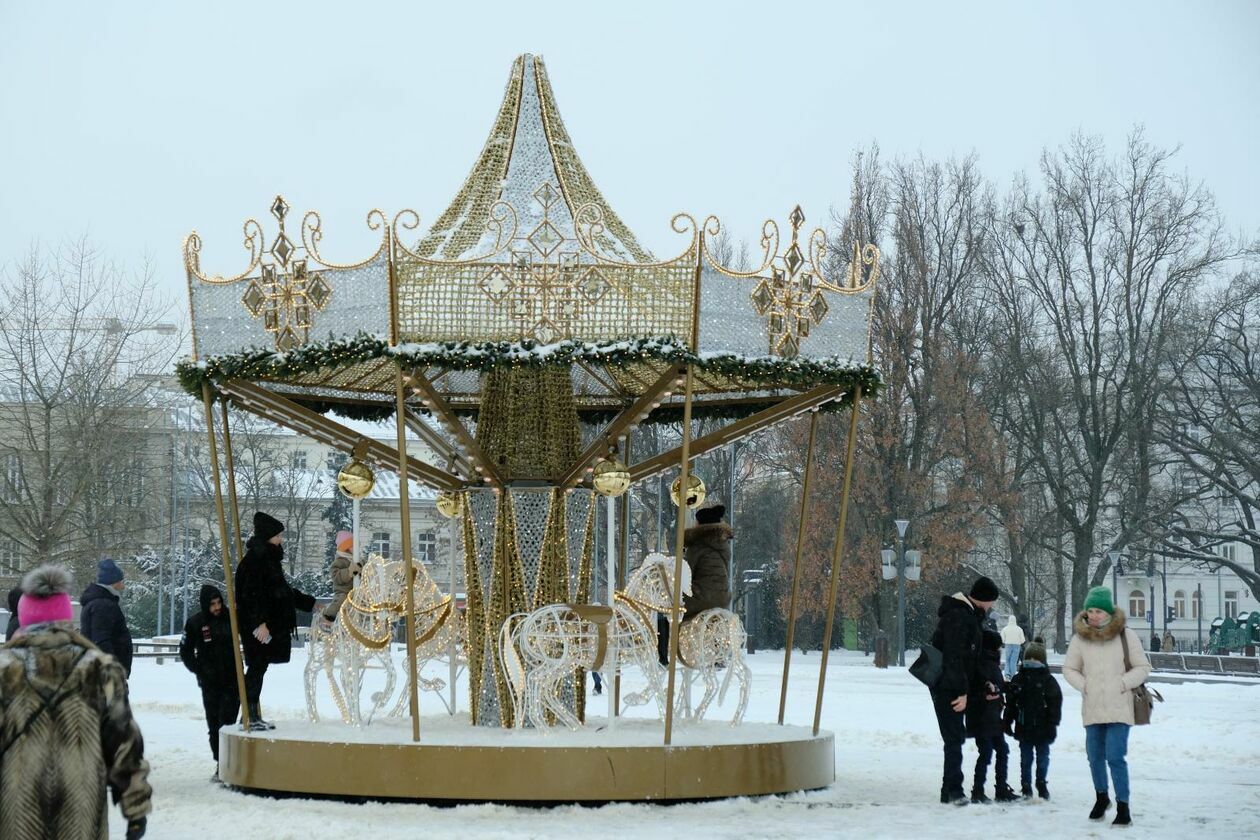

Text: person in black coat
xmin=1002 ymin=639 xmax=1062 ymax=799
xmin=180 ymin=584 xmax=240 ymax=765
xmin=234 ymin=512 xmax=315 ymax=729
xmin=4 ymin=585 xmax=20 ymax=640
xmin=967 ymin=629 xmax=1016 ymax=803
xmin=928 ymin=575 xmax=998 ymax=805
xmin=79 ymin=557 xmax=134 ymax=676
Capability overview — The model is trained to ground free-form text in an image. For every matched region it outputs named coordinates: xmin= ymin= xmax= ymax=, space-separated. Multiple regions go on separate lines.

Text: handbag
xmin=1120 ymin=631 xmax=1163 ymax=725
xmin=909 ymin=643 xmax=943 ymax=688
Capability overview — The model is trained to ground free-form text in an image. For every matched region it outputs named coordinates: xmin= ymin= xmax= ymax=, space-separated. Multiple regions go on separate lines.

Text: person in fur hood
xmin=1063 ymin=586 xmax=1152 ymax=828
xmin=0 ymin=565 xmax=151 ymax=840
xmin=682 ymin=505 xmax=732 ymax=619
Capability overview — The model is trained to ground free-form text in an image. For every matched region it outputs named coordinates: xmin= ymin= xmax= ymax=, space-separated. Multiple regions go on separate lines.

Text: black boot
xmin=940 ymin=788 xmax=968 ymax=806
xmin=1089 ymin=791 xmax=1111 ymax=820
xmin=1021 ymin=784 xmax=1033 ymax=799
xmin=1036 ymin=781 xmax=1050 ymax=800
xmin=970 ymin=787 xmax=991 ymax=804
xmin=995 ymin=783 xmax=1019 ymax=803
xmin=1113 ymin=801 xmax=1131 ymax=827
xmin=246 ymin=703 xmax=271 ymax=732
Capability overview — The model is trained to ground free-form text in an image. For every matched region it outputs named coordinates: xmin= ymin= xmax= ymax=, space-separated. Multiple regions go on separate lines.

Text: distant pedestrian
xmin=0 ymin=565 xmax=151 ymax=839
xmin=1000 ymin=615 xmax=1025 ymax=679
xmin=591 ymin=670 xmax=603 ymax=696
xmin=80 ymin=558 xmax=134 ymax=677
xmin=967 ymin=629 xmax=1017 ymax=803
xmin=4 ymin=585 xmax=20 ymax=640
xmin=927 ymin=575 xmax=999 ymax=806
xmin=1162 ymin=630 xmax=1176 ymax=653
xmin=235 ymin=512 xmax=316 ymax=730
xmin=1063 ymin=586 xmax=1151 ymax=828
xmin=180 ymin=584 xmax=240 ymax=772
xmin=1003 ymin=639 xmax=1062 ymax=800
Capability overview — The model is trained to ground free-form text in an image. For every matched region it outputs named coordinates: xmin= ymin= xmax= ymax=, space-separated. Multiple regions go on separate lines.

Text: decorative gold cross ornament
xmin=475 ymin=182 xmax=612 ymax=345
xmin=241 ymin=195 xmax=333 ymax=351
xmin=750 ymin=206 xmax=829 ymax=358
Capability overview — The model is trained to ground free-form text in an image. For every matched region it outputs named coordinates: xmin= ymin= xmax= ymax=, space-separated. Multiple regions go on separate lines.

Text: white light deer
xmin=304 ymin=554 xmax=463 ymax=725
xmin=501 ymin=553 xmax=688 ymax=730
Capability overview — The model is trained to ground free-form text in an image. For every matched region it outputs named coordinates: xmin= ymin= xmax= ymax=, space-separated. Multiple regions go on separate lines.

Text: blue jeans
xmin=1003 ymin=644 xmax=1022 ymax=677
xmin=1085 ymin=723 xmax=1130 ymax=802
xmin=1019 ymin=740 xmax=1051 ymax=789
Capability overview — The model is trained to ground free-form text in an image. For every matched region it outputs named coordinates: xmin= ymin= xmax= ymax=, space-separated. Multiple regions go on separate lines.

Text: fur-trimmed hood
xmin=1071 ymin=607 xmax=1127 ymax=642
xmin=684 ymin=522 xmax=732 ymax=547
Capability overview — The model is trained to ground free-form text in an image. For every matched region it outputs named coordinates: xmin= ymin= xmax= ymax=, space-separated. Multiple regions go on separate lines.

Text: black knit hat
xmin=696 ymin=505 xmax=726 ymax=525
xmin=969 ymin=576 xmax=999 ymax=602
xmin=253 ymin=511 xmax=285 ymax=541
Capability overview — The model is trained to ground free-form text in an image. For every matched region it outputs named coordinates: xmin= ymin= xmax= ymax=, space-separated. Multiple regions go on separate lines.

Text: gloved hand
xmin=126 ymin=817 xmax=147 ymax=839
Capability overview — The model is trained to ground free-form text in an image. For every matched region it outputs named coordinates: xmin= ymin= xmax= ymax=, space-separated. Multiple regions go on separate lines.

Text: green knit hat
xmin=1083 ymin=586 xmax=1114 ymax=613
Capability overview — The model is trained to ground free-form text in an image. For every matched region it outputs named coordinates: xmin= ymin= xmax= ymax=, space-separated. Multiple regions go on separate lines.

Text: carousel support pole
xmin=663 ymin=366 xmax=696 ymax=746
xmin=448 ymin=503 xmax=458 ymax=715
xmin=219 ymin=400 xmax=245 ymax=566
xmin=614 ymin=432 xmax=632 ymax=719
xmin=395 ymin=369 xmax=421 ymax=741
xmin=202 ymin=384 xmax=251 ymax=732
xmin=605 ymin=493 xmax=617 ymax=725
xmin=778 ymin=410 xmax=819 ymax=725
xmin=812 ymin=385 xmax=863 ymax=736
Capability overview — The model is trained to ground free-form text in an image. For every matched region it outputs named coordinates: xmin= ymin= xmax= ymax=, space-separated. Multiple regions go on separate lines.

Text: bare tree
xmin=981 ymin=130 xmax=1235 ymax=634
xmin=0 ymin=239 xmax=180 ymax=582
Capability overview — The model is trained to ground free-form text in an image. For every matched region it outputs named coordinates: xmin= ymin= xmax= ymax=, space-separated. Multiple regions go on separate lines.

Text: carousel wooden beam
xmin=402 ymin=368 xmax=504 ymax=490
xmin=403 ymin=408 xmax=474 ymax=480
xmin=557 ymin=366 xmax=684 ymax=488
xmin=218 ymin=380 xmax=462 ymax=492
xmin=627 ymin=385 xmax=843 ymax=483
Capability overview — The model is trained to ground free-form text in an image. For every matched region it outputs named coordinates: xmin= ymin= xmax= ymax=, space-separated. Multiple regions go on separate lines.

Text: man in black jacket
xmin=234 ymin=512 xmax=315 ymax=730
xmin=80 ymin=557 xmax=134 ymax=676
xmin=929 ymin=575 xmax=999 ymax=805
xmin=180 ymin=584 xmax=240 ymax=766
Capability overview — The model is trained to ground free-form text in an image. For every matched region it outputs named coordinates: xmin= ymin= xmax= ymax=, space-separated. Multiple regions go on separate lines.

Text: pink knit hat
xmin=18 ymin=565 xmax=74 ymax=628
xmin=336 ymin=531 xmax=354 ymax=553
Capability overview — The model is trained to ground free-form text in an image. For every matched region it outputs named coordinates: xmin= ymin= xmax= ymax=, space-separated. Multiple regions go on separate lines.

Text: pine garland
xmin=175 ymin=332 xmax=881 ymax=423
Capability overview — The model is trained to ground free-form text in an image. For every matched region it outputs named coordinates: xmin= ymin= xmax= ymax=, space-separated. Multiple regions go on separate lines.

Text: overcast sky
xmin=1 ymin=0 xmax=1256 ymax=318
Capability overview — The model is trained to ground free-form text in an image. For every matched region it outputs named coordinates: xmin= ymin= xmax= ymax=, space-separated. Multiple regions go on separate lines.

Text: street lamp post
xmin=1109 ymin=550 xmax=1124 ymax=613
xmin=895 ymin=520 xmax=908 ymax=667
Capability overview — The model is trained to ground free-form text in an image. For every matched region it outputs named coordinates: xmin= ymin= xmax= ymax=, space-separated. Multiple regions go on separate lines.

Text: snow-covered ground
xmin=113 ymin=648 xmax=1260 ymax=839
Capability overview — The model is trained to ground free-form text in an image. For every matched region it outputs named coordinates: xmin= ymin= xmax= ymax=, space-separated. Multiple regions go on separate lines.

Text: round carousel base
xmin=219 ymin=715 xmax=833 ymax=802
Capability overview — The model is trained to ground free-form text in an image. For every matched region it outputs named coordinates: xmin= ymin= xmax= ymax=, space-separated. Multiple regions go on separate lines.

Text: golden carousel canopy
xmin=177 ymin=53 xmax=880 ymax=489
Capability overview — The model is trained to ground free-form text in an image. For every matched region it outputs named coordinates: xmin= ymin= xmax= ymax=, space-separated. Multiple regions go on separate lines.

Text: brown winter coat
xmin=1062 ymin=608 xmax=1152 ymax=726
xmin=682 ymin=522 xmax=732 ymax=619
xmin=322 ymin=550 xmax=361 ymax=620
xmin=0 ymin=624 xmax=151 ymax=840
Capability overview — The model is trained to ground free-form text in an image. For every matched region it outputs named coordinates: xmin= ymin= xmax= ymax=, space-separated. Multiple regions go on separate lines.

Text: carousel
xmin=178 ymin=53 xmax=879 ymax=802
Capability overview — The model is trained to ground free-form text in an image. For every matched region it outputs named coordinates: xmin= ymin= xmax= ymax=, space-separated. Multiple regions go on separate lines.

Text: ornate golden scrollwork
xmin=183 ymin=219 xmax=266 ymax=285
xmin=301 ymin=208 xmax=389 ymax=270
xmin=702 ymin=205 xmax=880 ymax=357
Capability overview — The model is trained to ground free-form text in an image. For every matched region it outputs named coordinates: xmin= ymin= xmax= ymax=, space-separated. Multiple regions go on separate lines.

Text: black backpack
xmin=1015 ymin=673 xmax=1051 ymax=732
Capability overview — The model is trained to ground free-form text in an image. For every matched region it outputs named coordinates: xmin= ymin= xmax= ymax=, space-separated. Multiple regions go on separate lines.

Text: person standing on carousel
xmin=658 ymin=504 xmax=733 ymax=665
xmin=234 ymin=512 xmax=316 ymax=730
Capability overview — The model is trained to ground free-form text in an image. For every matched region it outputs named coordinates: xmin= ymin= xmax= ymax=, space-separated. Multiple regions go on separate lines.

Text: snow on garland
xmin=175 ymin=332 xmax=881 ymax=420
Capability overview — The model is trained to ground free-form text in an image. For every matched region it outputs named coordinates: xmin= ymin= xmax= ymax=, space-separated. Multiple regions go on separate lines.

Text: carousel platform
xmin=219 ymin=715 xmax=834 ymax=802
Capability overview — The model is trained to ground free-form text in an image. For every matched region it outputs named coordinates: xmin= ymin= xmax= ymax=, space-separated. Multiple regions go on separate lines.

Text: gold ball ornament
xmin=436 ymin=491 xmax=464 ymax=518
xmin=592 ymin=457 xmax=631 ymax=497
xmin=670 ymin=473 xmax=707 ymax=509
xmin=336 ymin=459 xmax=375 ymax=500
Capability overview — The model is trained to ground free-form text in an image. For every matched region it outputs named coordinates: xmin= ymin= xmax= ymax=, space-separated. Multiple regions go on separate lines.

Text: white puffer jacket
xmin=1062 ymin=608 xmax=1152 ymax=726
xmin=1000 ymin=615 xmax=1025 ymax=645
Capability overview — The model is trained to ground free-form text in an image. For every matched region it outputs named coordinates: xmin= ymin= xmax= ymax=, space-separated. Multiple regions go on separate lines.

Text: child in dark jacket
xmin=1002 ymin=639 xmax=1063 ymax=799
xmin=967 ymin=628 xmax=1017 ymax=802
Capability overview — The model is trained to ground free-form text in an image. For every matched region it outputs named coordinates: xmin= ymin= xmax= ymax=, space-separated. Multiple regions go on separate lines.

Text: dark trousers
xmin=243 ymin=648 xmax=269 ymax=709
xmin=1020 ymin=740 xmax=1051 ymax=790
xmin=657 ymin=614 xmax=670 ymax=666
xmin=931 ymin=691 xmax=966 ymax=796
xmin=974 ymin=732 xmax=1010 ymax=791
xmin=201 ymin=685 xmax=240 ymax=761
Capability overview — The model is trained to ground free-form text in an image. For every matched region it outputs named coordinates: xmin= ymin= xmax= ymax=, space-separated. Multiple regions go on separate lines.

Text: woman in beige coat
xmin=1062 ymin=586 xmax=1151 ymax=828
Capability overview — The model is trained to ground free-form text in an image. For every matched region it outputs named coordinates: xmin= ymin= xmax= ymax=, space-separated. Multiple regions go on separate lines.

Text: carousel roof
xmin=178 ymin=54 xmax=880 ymax=487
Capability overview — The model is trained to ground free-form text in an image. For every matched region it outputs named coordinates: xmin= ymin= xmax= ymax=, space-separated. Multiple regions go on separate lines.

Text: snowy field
xmin=113 ymin=649 xmax=1260 ymax=839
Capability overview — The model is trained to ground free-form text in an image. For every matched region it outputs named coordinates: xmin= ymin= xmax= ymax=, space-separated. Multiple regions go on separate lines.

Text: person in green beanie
xmin=1062 ymin=585 xmax=1151 ymax=828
